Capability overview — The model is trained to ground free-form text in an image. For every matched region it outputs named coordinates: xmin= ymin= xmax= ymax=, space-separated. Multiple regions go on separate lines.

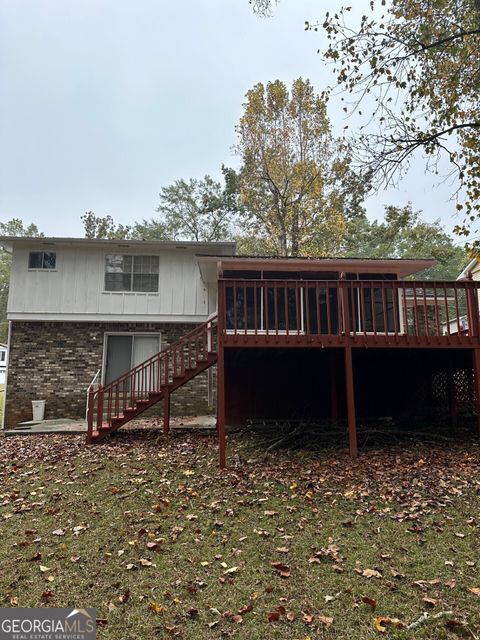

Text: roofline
xmin=197 ymin=255 xmax=436 ymax=276
xmin=457 ymin=257 xmax=478 ymax=280
xmin=0 ymin=236 xmax=236 ymax=252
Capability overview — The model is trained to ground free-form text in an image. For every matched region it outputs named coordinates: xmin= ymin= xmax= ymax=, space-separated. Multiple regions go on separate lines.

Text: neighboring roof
xmin=457 ymin=256 xmax=479 ymax=280
xmin=0 ymin=236 xmax=236 ymax=255
xmin=197 ymin=255 xmax=436 ymax=283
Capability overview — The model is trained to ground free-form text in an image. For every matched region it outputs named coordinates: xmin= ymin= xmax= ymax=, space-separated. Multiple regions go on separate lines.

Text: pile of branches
xmin=242 ymin=417 xmax=466 ymax=453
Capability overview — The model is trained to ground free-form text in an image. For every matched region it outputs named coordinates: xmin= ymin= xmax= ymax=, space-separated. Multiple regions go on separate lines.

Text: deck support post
xmin=86 ymin=387 xmax=94 ymax=444
xmin=473 ymin=349 xmax=480 ymax=434
xmin=329 ymin=352 xmax=338 ymax=423
xmin=217 ymin=346 xmax=226 ymax=468
xmin=217 ymin=271 xmax=227 ymax=468
xmin=344 ymin=346 xmax=358 ymax=458
xmin=96 ymin=385 xmax=104 ymax=430
xmin=163 ymin=389 xmax=171 ymax=437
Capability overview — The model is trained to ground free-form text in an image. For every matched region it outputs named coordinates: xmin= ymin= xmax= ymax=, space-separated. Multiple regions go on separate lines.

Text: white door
xmin=132 ymin=335 xmax=160 ymax=392
xmin=105 ymin=334 xmax=160 ymax=387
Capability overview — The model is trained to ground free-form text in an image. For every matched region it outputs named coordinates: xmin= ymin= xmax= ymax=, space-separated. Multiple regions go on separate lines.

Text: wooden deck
xmin=218 ymin=278 xmax=480 ymax=349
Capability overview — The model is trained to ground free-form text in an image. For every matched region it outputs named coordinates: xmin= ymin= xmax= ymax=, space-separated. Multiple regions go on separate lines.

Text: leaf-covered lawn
xmin=0 ymin=430 xmax=479 ymax=639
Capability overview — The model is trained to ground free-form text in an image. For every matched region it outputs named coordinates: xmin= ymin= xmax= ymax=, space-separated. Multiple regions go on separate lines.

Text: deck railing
xmin=219 ymin=279 xmax=480 ymax=343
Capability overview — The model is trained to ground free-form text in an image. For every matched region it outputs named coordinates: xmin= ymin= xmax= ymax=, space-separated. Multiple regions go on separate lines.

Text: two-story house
xmin=2 ymin=236 xmax=479 ymax=467
xmin=0 ymin=237 xmax=235 ymax=427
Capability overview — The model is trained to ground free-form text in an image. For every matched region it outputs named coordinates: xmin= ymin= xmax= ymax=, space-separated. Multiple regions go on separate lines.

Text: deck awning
xmin=197 ymin=256 xmax=436 ymax=284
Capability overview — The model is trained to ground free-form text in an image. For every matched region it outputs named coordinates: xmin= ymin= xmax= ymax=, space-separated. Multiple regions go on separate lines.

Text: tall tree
xmin=251 ymin=1 xmax=480 ymax=246
xmin=235 ymin=77 xmax=368 ymax=256
xmin=344 ymin=204 xmax=467 ymax=279
xmin=0 ymin=219 xmax=43 ymax=342
xmin=81 ymin=212 xmax=130 ymax=239
xmin=131 ymin=169 xmax=240 ymax=242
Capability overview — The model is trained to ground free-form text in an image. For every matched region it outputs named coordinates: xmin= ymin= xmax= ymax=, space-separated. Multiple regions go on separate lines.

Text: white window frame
xmin=104 ymin=254 xmax=160 ymax=293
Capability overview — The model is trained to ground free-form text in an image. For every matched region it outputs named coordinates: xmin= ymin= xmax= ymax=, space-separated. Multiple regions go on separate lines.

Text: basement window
xmin=28 ymin=251 xmax=56 ymax=269
xmin=105 ymin=255 xmax=159 ymax=292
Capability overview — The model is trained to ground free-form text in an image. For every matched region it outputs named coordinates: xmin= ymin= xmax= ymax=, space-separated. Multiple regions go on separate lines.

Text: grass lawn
xmin=0 ymin=429 xmax=479 ymax=639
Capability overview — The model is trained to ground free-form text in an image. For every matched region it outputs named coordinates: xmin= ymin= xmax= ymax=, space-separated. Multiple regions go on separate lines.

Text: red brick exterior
xmin=4 ymin=321 xmax=215 ymax=427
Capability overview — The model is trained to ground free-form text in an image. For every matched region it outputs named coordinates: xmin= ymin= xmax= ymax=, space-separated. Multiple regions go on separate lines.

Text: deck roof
xmin=198 ymin=255 xmax=436 ymax=283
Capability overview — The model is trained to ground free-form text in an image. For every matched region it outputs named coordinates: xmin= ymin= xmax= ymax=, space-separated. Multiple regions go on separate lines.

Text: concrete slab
xmin=3 ymin=419 xmax=87 ymax=436
xmin=2 ymin=415 xmax=216 ymax=436
xmin=171 ymin=415 xmax=216 ymax=430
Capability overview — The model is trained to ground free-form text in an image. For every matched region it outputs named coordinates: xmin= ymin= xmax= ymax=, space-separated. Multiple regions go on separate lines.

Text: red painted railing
xmin=87 ymin=315 xmax=217 ymax=440
xmin=219 ymin=279 xmax=480 ymax=342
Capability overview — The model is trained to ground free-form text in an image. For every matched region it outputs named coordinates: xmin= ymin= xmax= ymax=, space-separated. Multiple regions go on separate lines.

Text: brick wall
xmin=4 ymin=321 xmax=215 ymax=427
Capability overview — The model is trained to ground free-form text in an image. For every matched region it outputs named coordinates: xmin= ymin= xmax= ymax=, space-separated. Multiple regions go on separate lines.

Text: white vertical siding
xmin=8 ymin=243 xmax=215 ymax=321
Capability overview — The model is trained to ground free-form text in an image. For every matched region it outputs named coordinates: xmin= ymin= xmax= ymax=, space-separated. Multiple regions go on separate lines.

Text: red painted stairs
xmin=86 ymin=315 xmax=217 ymax=443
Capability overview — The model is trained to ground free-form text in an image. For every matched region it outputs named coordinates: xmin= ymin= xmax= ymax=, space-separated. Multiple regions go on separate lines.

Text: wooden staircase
xmin=86 ymin=315 xmax=217 ymax=443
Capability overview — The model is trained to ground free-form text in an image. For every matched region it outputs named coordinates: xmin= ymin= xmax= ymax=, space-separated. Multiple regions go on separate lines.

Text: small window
xmin=105 ymin=255 xmax=159 ymax=292
xmin=28 ymin=251 xmax=56 ymax=269
xmin=0 ymin=351 xmax=5 ymax=362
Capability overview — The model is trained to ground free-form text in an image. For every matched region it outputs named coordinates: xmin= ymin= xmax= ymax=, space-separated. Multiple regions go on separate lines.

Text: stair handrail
xmin=94 ymin=314 xmax=217 ymax=398
xmin=85 ymin=368 xmax=101 ymax=420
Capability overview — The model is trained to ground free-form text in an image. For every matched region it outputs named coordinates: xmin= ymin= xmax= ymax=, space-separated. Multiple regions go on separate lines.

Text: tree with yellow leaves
xmin=235 ymin=78 xmax=368 ymax=256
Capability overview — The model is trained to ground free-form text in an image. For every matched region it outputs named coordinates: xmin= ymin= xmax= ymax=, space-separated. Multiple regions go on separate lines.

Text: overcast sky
xmin=0 ymin=0 xmax=462 ymax=239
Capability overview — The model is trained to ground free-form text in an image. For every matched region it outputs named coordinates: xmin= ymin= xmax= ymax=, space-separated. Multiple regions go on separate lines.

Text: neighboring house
xmin=0 ymin=343 xmax=7 ymax=385
xmin=2 ymin=238 xmax=479 ymax=467
xmin=0 ymin=237 xmax=235 ymax=427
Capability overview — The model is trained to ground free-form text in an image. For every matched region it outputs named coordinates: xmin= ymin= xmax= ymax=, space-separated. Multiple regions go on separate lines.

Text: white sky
xmin=0 ymin=0 xmax=463 ymax=239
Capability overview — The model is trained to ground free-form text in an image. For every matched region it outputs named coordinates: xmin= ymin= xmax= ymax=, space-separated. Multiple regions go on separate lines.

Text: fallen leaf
xmin=149 ymin=602 xmax=163 ymax=614
xmin=139 ymin=558 xmax=152 ymax=567
xmin=469 ymin=587 xmax=480 ymax=596
xmin=362 ymin=568 xmax=382 ymax=579
xmin=224 ymin=566 xmax=240 ymax=574
xmin=374 ymin=616 xmax=403 ymax=633
xmin=361 ymin=595 xmax=377 ymax=610
xmin=52 ymin=529 xmax=65 ymax=536
xmin=318 ymin=615 xmax=333 ymax=627
xmin=271 ymin=562 xmax=291 ymax=578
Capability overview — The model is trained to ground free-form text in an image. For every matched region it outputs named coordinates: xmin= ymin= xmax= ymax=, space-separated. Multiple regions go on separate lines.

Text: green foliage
xmin=316 ymin=0 xmax=480 ymax=246
xmin=344 ymin=205 xmax=468 ymax=279
xmin=131 ymin=169 xmax=239 ymax=242
xmin=0 ymin=219 xmax=43 ymax=342
xmin=235 ymin=78 xmax=368 ymax=256
xmin=252 ymin=1 xmax=480 ymax=247
xmin=81 ymin=212 xmax=130 ymax=239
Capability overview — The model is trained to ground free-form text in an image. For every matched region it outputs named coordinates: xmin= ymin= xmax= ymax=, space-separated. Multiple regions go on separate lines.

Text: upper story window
xmin=105 ymin=255 xmax=159 ymax=292
xmin=28 ymin=251 xmax=56 ymax=270
xmin=0 ymin=351 xmax=5 ymax=362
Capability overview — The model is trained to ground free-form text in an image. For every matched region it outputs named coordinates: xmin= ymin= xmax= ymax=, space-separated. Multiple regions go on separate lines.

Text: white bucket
xmin=32 ymin=400 xmax=46 ymax=421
